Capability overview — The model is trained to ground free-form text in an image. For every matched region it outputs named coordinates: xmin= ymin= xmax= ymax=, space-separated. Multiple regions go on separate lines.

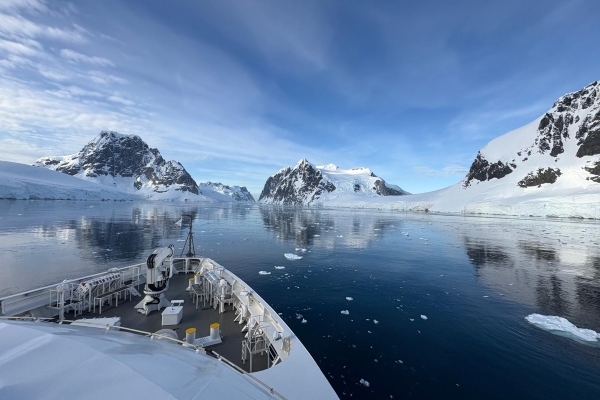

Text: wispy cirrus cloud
xmin=59 ymin=48 xmax=114 ymax=66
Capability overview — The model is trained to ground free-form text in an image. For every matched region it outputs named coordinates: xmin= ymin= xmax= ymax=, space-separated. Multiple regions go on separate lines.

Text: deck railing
xmin=0 ymin=264 xmax=144 ymax=316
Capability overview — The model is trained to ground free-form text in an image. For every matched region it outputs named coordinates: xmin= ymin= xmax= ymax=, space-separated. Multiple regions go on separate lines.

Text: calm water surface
xmin=1 ymin=201 xmax=599 ymax=399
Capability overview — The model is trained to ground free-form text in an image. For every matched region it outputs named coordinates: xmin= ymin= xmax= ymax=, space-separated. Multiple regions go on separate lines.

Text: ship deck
xmin=70 ymin=271 xmax=268 ymax=373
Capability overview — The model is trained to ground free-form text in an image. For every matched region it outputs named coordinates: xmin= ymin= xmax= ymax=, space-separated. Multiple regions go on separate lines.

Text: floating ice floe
xmin=346 ymin=297 xmax=353 ymax=301
xmin=337 ymin=235 xmax=344 ymax=238
xmin=284 ymin=253 xmax=303 ymax=260
xmin=401 ymin=232 xmax=409 ymax=236
xmin=359 ymin=379 xmax=370 ymax=387
xmin=525 ymin=314 xmax=600 ymax=342
xmin=274 ymin=266 xmax=285 ymax=269
xmin=373 ymin=320 xmax=379 ymax=324
xmin=296 ymin=313 xmax=303 ymax=319
xmin=259 ymin=271 xmax=271 ymax=275
xmin=301 ymin=319 xmax=307 ymax=324
xmin=314 ymin=234 xmax=321 ymax=237
xmin=420 ymin=315 xmax=428 ymax=320
xmin=341 ymin=310 xmax=350 ymax=315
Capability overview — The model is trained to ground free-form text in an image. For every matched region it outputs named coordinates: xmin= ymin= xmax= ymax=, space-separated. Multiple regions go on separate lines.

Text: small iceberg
xmin=420 ymin=315 xmax=428 ymax=320
xmin=259 ymin=271 xmax=271 ymax=275
xmin=525 ymin=314 xmax=599 ymax=342
xmin=301 ymin=318 xmax=307 ymax=324
xmin=346 ymin=297 xmax=353 ymax=301
xmin=274 ymin=266 xmax=285 ymax=269
xmin=373 ymin=320 xmax=379 ymax=324
xmin=341 ymin=310 xmax=350 ymax=315
xmin=359 ymin=378 xmax=370 ymax=387
xmin=284 ymin=253 xmax=303 ymax=260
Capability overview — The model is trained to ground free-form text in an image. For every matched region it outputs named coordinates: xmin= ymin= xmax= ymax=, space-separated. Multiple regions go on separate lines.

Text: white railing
xmin=0 ymin=264 xmax=144 ymax=316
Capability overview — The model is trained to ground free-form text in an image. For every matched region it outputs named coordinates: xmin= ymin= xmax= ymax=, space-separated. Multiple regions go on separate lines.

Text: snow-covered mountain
xmin=324 ymin=80 xmax=600 ymax=218
xmin=35 ymin=131 xmax=202 ymax=200
xmin=199 ymin=182 xmax=255 ymax=202
xmin=259 ymin=159 xmax=409 ymax=205
xmin=34 ymin=131 xmax=254 ymax=202
xmin=0 ymin=160 xmax=135 ymax=201
xmin=463 ymin=80 xmax=600 ymax=189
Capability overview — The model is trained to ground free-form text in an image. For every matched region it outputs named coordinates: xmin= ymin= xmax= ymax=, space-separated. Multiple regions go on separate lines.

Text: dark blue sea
xmin=1 ymin=201 xmax=599 ymax=399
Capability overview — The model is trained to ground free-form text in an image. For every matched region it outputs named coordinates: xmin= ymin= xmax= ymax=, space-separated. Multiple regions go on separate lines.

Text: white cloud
xmin=108 ymin=95 xmax=135 ymax=106
xmin=60 ymin=48 xmax=114 ymax=67
xmin=0 ymin=13 xmax=87 ymax=43
xmin=0 ymin=37 xmax=41 ymax=56
xmin=88 ymin=70 xmax=127 ymax=85
xmin=0 ymin=0 xmax=48 ymax=13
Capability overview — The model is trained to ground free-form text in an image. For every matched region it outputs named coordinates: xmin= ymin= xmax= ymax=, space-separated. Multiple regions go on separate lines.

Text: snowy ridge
xmin=259 ymin=159 xmax=409 ymax=205
xmin=315 ymin=81 xmax=600 ymax=218
xmin=0 ymin=161 xmax=135 ymax=201
xmin=199 ymin=182 xmax=255 ymax=202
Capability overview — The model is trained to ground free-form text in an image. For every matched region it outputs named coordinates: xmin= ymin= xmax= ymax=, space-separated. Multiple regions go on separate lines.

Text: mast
xmin=180 ymin=214 xmax=195 ymax=257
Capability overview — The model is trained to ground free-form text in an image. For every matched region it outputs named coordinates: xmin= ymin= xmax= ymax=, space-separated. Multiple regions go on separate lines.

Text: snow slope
xmin=199 ymin=182 xmax=255 ymax=202
xmin=0 ymin=161 xmax=136 ymax=201
xmin=315 ymin=81 xmax=600 ymax=219
xmin=259 ymin=159 xmax=409 ymax=205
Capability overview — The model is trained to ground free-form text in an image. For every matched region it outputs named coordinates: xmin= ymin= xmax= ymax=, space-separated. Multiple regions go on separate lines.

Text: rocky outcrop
xmin=517 ymin=168 xmax=562 ymax=188
xmin=584 ymin=160 xmax=600 ymax=183
xmin=259 ymin=159 xmax=408 ymax=205
xmin=35 ymin=131 xmax=200 ymax=195
xmin=464 ymin=153 xmax=515 ymax=187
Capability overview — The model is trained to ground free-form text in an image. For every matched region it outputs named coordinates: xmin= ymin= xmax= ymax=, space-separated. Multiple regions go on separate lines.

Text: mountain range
xmin=2 ymin=80 xmax=600 ymax=217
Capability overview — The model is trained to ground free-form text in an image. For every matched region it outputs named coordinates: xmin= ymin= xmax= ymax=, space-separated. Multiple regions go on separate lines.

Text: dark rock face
xmin=372 ymin=179 xmax=408 ymax=195
xmin=584 ymin=160 xmax=600 ymax=183
xmin=517 ymin=168 xmax=562 ymax=188
xmin=576 ymin=110 xmax=600 ymax=157
xmin=35 ymin=131 xmax=200 ymax=195
xmin=464 ymin=152 xmax=514 ymax=187
xmin=259 ymin=159 xmax=336 ymax=204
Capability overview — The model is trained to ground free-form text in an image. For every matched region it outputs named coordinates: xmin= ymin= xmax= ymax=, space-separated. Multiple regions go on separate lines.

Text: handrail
xmin=0 ymin=264 xmax=145 ymax=302
xmin=0 ymin=316 xmax=286 ymax=399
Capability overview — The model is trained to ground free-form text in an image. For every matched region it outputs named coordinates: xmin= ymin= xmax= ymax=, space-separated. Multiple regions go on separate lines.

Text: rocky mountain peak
xmin=259 ymin=159 xmax=408 ymax=205
xmin=35 ymin=131 xmax=200 ymax=195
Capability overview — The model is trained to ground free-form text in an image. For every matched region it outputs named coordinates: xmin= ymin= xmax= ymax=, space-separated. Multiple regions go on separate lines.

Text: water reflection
xmin=259 ymin=206 xmax=393 ymax=249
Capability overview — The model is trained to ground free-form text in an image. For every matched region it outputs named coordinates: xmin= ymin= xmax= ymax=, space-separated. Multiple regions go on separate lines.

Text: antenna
xmin=180 ymin=214 xmax=195 ymax=257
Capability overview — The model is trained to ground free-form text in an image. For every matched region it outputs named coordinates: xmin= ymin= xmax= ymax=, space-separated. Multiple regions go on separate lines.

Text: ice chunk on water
xmin=259 ymin=271 xmax=271 ymax=275
xmin=341 ymin=310 xmax=350 ymax=315
xmin=295 ymin=248 xmax=307 ymax=252
xmin=274 ymin=266 xmax=285 ymax=269
xmin=359 ymin=378 xmax=370 ymax=387
xmin=301 ymin=318 xmax=307 ymax=324
xmin=346 ymin=297 xmax=353 ymax=301
xmin=420 ymin=315 xmax=428 ymax=320
xmin=285 ymin=253 xmax=303 ymax=260
xmin=373 ymin=320 xmax=379 ymax=324
xmin=525 ymin=314 xmax=599 ymax=342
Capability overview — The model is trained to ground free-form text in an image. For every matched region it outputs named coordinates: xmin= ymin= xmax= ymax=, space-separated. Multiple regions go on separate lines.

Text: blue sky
xmin=0 ymin=0 xmax=599 ymax=197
